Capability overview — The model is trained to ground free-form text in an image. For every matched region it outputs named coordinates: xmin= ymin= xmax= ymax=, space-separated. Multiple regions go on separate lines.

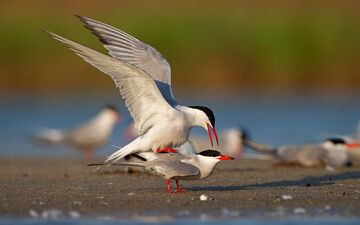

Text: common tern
xmin=42 ymin=15 xmax=218 ymax=164
xmin=323 ymin=137 xmax=360 ymax=163
xmin=89 ymin=150 xmax=233 ymax=193
xmin=33 ymin=105 xmax=120 ymax=162
xmin=242 ymin=136 xmax=351 ymax=167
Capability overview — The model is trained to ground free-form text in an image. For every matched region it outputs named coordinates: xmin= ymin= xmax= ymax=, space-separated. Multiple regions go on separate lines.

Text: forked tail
xmin=105 ymin=137 xmax=144 ymax=163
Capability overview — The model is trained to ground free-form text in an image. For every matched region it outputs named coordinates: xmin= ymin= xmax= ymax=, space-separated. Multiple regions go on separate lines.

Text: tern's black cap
xmin=325 ymin=137 xmax=346 ymax=144
xmin=105 ymin=104 xmax=118 ymax=112
xmin=188 ymin=106 xmax=215 ymax=128
xmin=197 ymin=150 xmax=221 ymax=157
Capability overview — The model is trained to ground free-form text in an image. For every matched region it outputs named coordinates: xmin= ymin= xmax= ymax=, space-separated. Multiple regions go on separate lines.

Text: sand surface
xmin=1 ymin=158 xmax=360 ymax=218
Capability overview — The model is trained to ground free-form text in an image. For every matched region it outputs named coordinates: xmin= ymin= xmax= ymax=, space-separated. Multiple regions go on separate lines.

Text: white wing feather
xmin=76 ymin=15 xmax=178 ymax=106
xmin=43 ymin=29 xmax=175 ymax=134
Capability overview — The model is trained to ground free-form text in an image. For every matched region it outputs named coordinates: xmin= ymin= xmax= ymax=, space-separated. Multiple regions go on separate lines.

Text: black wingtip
xmin=75 ymin=14 xmax=84 ymax=20
xmin=39 ymin=28 xmax=53 ymax=38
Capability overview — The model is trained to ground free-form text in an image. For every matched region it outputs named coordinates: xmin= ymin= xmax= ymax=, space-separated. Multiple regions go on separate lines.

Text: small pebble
xmin=69 ymin=211 xmax=81 ymax=219
xmin=73 ymin=200 xmax=82 ymax=205
xmin=282 ymin=194 xmax=292 ymax=200
xmin=293 ymin=207 xmax=306 ymax=214
xmin=41 ymin=209 xmax=65 ymax=219
xmin=200 ymin=194 xmax=213 ymax=201
xmin=29 ymin=209 xmax=38 ymax=218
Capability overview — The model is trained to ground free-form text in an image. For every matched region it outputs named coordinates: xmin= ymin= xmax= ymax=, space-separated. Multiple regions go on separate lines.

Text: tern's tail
xmin=105 ymin=137 xmax=144 ymax=163
xmin=241 ymin=137 xmax=277 ymax=154
xmin=32 ymin=128 xmax=65 ymax=145
xmin=88 ymin=161 xmax=146 ymax=168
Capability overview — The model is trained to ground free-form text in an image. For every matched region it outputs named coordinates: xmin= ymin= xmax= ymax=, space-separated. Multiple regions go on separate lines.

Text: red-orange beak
xmin=218 ymin=155 xmax=234 ymax=160
xmin=346 ymin=143 xmax=360 ymax=149
xmin=207 ymin=123 xmax=219 ymax=147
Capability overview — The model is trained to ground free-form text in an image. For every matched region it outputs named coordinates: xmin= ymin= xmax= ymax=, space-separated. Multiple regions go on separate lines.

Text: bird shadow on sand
xmin=245 ymin=171 xmax=360 ymax=188
xmin=219 ymin=168 xmax=261 ymax=173
xmin=186 ymin=171 xmax=360 ymax=191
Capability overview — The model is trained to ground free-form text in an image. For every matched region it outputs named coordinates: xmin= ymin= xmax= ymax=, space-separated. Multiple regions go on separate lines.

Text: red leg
xmin=167 ymin=179 xmax=176 ymax=193
xmin=84 ymin=150 xmax=95 ymax=163
xmin=176 ymin=180 xmax=185 ymax=193
xmin=157 ymin=148 xmax=177 ymax=153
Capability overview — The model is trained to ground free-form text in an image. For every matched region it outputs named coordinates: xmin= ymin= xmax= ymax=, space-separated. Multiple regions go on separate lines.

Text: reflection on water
xmin=0 ymin=93 xmax=359 ymax=158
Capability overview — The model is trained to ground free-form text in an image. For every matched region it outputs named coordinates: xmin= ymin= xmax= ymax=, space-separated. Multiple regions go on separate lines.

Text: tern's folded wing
xmin=151 ymin=160 xmax=200 ymax=178
xmin=76 ymin=15 xmax=177 ymax=107
xmin=43 ymin=29 xmax=175 ymax=134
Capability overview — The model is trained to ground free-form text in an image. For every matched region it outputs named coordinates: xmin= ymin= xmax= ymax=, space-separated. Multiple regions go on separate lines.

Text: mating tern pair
xmin=123 ymin=123 xmax=244 ymax=158
xmin=33 ymin=105 xmax=119 ymax=162
xmin=43 ymin=16 xmax=219 ymax=165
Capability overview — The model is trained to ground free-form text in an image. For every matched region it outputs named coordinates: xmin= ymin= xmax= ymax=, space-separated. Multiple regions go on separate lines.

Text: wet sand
xmin=1 ymin=158 xmax=360 ymax=218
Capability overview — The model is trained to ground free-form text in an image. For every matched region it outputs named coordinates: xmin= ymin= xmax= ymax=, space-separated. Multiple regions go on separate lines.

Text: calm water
xmin=0 ymin=93 xmax=359 ymax=158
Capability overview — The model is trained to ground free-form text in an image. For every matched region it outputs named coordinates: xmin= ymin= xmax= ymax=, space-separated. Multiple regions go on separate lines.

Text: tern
xmin=42 ymin=15 xmax=218 ymax=163
xmin=323 ymin=137 xmax=360 ymax=163
xmin=33 ymin=105 xmax=120 ymax=162
xmin=89 ymin=150 xmax=233 ymax=193
xmin=241 ymin=136 xmax=351 ymax=168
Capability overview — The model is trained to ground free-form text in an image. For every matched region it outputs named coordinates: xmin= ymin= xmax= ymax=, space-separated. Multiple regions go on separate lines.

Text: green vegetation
xmin=1 ymin=1 xmax=359 ymax=94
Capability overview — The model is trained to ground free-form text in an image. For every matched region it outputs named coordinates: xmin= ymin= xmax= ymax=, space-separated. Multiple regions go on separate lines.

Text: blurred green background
xmin=1 ymin=0 xmax=359 ymax=98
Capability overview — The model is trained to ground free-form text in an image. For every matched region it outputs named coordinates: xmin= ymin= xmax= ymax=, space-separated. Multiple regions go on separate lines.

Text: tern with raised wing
xmin=42 ymin=15 xmax=218 ymax=164
xmin=89 ymin=150 xmax=233 ymax=193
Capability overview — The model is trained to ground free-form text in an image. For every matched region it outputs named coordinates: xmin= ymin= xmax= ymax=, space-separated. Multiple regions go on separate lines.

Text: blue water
xmin=0 ymin=92 xmax=359 ymax=158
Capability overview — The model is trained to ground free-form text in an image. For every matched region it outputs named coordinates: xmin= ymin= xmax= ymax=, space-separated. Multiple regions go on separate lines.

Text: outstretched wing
xmin=43 ymin=29 xmax=175 ymax=134
xmin=76 ymin=15 xmax=178 ymax=106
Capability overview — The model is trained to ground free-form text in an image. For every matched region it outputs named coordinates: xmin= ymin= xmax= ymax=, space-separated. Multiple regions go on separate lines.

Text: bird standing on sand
xmin=241 ymin=136 xmax=351 ymax=168
xmin=90 ymin=150 xmax=233 ymax=193
xmin=42 ymin=15 xmax=218 ymax=164
xmin=33 ymin=105 xmax=120 ymax=162
xmin=323 ymin=137 xmax=360 ymax=164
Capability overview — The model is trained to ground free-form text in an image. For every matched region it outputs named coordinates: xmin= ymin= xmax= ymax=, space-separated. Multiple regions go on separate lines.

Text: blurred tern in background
xmin=241 ymin=135 xmax=351 ymax=168
xmin=42 ymin=15 xmax=218 ymax=164
xmin=89 ymin=150 xmax=233 ymax=193
xmin=322 ymin=120 xmax=360 ymax=163
xmin=189 ymin=128 xmax=245 ymax=159
xmin=33 ymin=105 xmax=120 ymax=162
xmin=323 ymin=137 xmax=360 ymax=164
